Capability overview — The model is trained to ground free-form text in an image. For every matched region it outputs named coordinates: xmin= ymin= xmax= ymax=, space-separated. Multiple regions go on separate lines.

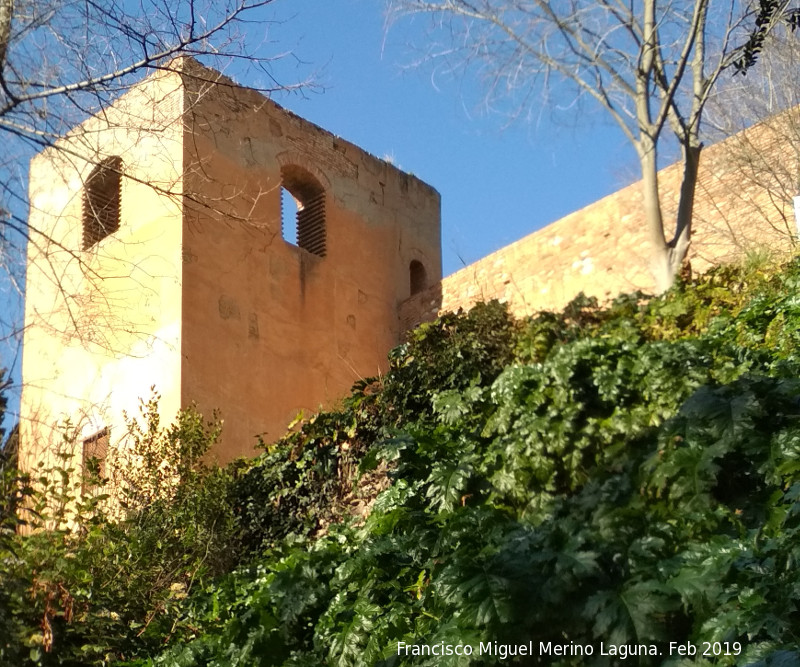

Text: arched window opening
xmin=410 ymin=260 xmax=427 ymax=296
xmin=83 ymin=156 xmax=122 ymax=250
xmin=280 ymin=165 xmax=326 ymax=257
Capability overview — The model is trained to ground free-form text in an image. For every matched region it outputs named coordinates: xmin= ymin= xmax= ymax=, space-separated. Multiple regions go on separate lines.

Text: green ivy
xmin=9 ymin=257 xmax=800 ymax=666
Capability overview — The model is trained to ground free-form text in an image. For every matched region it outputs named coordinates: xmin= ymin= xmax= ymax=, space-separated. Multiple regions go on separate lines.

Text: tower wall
xmin=20 ymin=70 xmax=186 ymax=471
xmin=178 ymin=64 xmax=441 ymax=460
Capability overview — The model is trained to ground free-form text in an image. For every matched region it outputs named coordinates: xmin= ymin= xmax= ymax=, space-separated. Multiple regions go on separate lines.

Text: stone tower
xmin=20 ymin=59 xmax=441 ymax=469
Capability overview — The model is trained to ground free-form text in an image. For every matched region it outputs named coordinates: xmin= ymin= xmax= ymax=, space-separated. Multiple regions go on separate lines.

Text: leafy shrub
xmin=233 ymin=301 xmax=516 ymax=554
xmin=233 ymin=407 xmax=374 ymax=552
xmin=0 ymin=398 xmax=239 ymax=666
xmin=380 ymin=300 xmax=516 ymax=423
xmin=11 ymin=257 xmax=800 ymax=666
xmin=125 ymin=257 xmax=800 ymax=666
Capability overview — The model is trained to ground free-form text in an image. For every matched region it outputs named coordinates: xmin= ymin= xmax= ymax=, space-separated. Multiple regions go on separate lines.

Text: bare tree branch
xmin=0 ymin=0 xmax=312 ymax=425
xmin=389 ymin=0 xmax=796 ymax=290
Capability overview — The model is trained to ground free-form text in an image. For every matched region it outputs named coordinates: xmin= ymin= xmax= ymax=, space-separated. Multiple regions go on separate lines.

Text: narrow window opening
xmin=82 ymin=428 xmax=109 ymax=493
xmin=410 ymin=260 xmax=427 ymax=296
xmin=280 ymin=165 xmax=326 ymax=257
xmin=83 ymin=156 xmax=122 ymax=250
xmin=281 ymin=187 xmax=299 ymax=245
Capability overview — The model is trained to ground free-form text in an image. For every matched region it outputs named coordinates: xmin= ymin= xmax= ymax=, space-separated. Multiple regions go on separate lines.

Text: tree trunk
xmin=668 ymin=141 xmax=702 ymax=281
xmin=639 ymin=138 xmax=702 ymax=293
xmin=638 ymin=138 xmax=674 ymax=293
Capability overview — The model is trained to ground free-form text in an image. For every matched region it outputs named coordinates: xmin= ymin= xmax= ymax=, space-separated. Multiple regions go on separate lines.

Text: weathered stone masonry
xmin=401 ymin=110 xmax=799 ymax=328
xmin=20 ymin=60 xmax=440 ymax=467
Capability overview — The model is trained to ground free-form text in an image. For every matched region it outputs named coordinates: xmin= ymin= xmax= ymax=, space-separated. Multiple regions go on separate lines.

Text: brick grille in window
xmin=82 ymin=428 xmax=109 ymax=493
xmin=83 ymin=156 xmax=122 ymax=250
xmin=296 ymin=191 xmax=326 ymax=256
xmin=280 ymin=165 xmax=326 ymax=257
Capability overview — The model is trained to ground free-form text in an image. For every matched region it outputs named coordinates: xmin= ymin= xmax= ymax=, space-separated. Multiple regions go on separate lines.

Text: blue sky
xmin=254 ymin=0 xmax=638 ymax=276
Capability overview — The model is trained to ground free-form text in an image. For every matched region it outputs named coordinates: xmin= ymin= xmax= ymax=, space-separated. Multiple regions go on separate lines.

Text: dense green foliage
xmin=0 ymin=401 xmax=240 ymax=665
xmin=5 ymin=258 xmax=800 ymax=665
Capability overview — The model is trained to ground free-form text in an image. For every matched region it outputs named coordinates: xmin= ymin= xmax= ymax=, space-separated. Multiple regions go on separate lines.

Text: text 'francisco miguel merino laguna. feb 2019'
xmin=395 ymin=640 xmax=745 ymax=660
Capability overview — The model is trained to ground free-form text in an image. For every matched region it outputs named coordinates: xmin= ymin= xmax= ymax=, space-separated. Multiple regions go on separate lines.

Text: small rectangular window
xmin=82 ymin=428 xmax=109 ymax=493
xmin=83 ymin=157 xmax=122 ymax=250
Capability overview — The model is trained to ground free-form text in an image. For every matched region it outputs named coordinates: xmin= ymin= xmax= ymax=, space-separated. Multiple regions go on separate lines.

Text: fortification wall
xmin=401 ymin=112 xmax=799 ymax=327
